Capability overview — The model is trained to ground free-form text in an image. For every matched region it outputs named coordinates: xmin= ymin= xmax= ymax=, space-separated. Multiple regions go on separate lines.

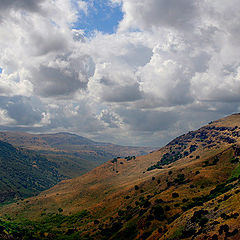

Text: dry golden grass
xmin=2 ymin=113 xmax=240 ymax=239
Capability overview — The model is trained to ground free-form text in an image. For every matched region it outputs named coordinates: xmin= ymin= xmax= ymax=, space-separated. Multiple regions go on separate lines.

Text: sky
xmin=0 ymin=0 xmax=240 ymax=147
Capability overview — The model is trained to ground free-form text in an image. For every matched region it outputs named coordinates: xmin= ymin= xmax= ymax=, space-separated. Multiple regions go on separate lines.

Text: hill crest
xmin=2 ymin=114 xmax=240 ymax=239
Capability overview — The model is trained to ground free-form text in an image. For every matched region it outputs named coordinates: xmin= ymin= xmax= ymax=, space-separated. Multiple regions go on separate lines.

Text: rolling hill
xmin=1 ymin=114 xmax=240 ymax=239
xmin=0 ymin=131 xmax=153 ymax=178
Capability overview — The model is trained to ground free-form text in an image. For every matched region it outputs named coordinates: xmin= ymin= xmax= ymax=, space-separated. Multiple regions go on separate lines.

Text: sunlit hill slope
xmin=2 ymin=114 xmax=240 ymax=239
xmin=0 ymin=131 xmax=153 ymax=178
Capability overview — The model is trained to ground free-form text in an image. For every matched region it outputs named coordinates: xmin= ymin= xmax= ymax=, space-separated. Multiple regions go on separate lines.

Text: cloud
xmin=1 ymin=0 xmax=240 ymax=146
xmin=0 ymin=96 xmax=45 ymax=126
xmin=101 ymin=82 xmax=143 ymax=103
xmin=118 ymin=0 xmax=199 ymax=31
xmin=0 ymin=0 xmax=44 ymax=13
xmin=116 ymin=108 xmax=179 ymax=132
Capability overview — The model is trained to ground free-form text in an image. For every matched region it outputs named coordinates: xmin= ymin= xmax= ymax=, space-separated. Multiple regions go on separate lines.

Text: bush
xmin=151 ymin=205 xmax=165 ymax=221
xmin=58 ymin=208 xmax=63 ymax=213
xmin=172 ymin=192 xmax=179 ymax=198
xmin=94 ymin=220 xmax=100 ymax=225
xmin=134 ymin=185 xmax=139 ymax=190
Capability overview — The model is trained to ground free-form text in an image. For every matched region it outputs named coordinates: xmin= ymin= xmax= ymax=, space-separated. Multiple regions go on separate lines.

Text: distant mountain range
xmin=1 ymin=114 xmax=240 ymax=239
xmin=0 ymin=131 xmax=154 ymax=204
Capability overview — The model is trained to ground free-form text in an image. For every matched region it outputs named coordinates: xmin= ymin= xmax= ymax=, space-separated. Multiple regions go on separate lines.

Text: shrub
xmin=94 ymin=220 xmax=100 ymax=225
xmin=172 ymin=192 xmax=179 ymax=198
xmin=134 ymin=185 xmax=139 ymax=190
xmin=58 ymin=208 xmax=63 ymax=213
xmin=151 ymin=205 xmax=165 ymax=221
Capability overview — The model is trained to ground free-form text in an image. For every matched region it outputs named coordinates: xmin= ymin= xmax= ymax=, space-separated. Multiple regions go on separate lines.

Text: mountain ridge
xmin=1 ymin=114 xmax=240 ymax=239
xmin=0 ymin=131 xmax=154 ymax=179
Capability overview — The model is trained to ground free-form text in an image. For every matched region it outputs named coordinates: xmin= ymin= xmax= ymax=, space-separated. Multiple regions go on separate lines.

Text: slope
xmin=0 ymin=132 xmax=153 ymax=178
xmin=1 ymin=114 xmax=240 ymax=240
xmin=0 ymin=140 xmax=63 ymax=204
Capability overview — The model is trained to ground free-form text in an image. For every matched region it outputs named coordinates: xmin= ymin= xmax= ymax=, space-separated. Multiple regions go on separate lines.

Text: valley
xmin=1 ymin=114 xmax=240 ymax=239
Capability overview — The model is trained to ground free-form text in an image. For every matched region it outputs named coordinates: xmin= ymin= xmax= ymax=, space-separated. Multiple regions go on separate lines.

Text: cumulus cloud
xmin=0 ymin=0 xmax=44 ymax=16
xmin=0 ymin=0 xmax=240 ymax=146
xmin=118 ymin=0 xmax=199 ymax=31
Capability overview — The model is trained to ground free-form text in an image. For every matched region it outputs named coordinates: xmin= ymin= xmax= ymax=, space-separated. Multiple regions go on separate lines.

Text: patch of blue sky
xmin=73 ymin=0 xmax=123 ymax=36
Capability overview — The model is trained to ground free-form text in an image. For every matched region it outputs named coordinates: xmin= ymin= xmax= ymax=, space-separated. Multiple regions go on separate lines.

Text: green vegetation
xmin=182 ymin=181 xmax=236 ymax=211
xmin=147 ymin=144 xmax=198 ymax=171
xmin=230 ymin=163 xmax=240 ymax=179
xmin=0 ymin=210 xmax=90 ymax=240
xmin=0 ymin=141 xmax=63 ymax=203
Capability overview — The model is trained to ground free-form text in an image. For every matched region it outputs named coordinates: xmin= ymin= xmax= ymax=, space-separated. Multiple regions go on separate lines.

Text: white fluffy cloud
xmin=0 ymin=0 xmax=240 ymax=146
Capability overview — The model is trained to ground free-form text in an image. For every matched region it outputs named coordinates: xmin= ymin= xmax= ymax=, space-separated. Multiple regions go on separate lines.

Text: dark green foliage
xmin=0 ymin=210 xmax=90 ymax=240
xmin=117 ymin=222 xmax=138 ymax=240
xmin=219 ymin=224 xmax=229 ymax=235
xmin=174 ymin=174 xmax=185 ymax=184
xmin=134 ymin=185 xmax=139 ymax=190
xmin=147 ymin=146 xmax=188 ymax=171
xmin=141 ymin=231 xmax=152 ymax=240
xmin=190 ymin=145 xmax=198 ymax=153
xmin=58 ymin=208 xmax=63 ymax=213
xmin=147 ymin=164 xmax=162 ymax=171
xmin=180 ymin=228 xmax=196 ymax=238
xmin=211 ymin=234 xmax=218 ymax=240
xmin=118 ymin=210 xmax=125 ymax=217
xmin=220 ymin=212 xmax=239 ymax=220
xmin=165 ymin=205 xmax=171 ymax=211
xmin=182 ymin=182 xmax=236 ymax=211
xmin=191 ymin=209 xmax=209 ymax=228
xmin=172 ymin=192 xmax=179 ymax=198
xmin=94 ymin=220 xmax=100 ymax=225
xmin=183 ymin=151 xmax=189 ymax=157
xmin=151 ymin=205 xmax=165 ymax=221
xmin=155 ymin=199 xmax=164 ymax=204
xmin=125 ymin=156 xmax=136 ymax=161
xmin=0 ymin=141 xmax=63 ymax=203
xmin=231 ymin=157 xmax=239 ymax=164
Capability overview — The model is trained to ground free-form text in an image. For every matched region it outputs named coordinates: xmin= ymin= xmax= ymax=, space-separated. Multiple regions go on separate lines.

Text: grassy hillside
xmin=0 ymin=141 xmax=64 ymax=204
xmin=1 ymin=114 xmax=240 ymax=239
xmin=0 ymin=132 xmax=153 ymax=178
